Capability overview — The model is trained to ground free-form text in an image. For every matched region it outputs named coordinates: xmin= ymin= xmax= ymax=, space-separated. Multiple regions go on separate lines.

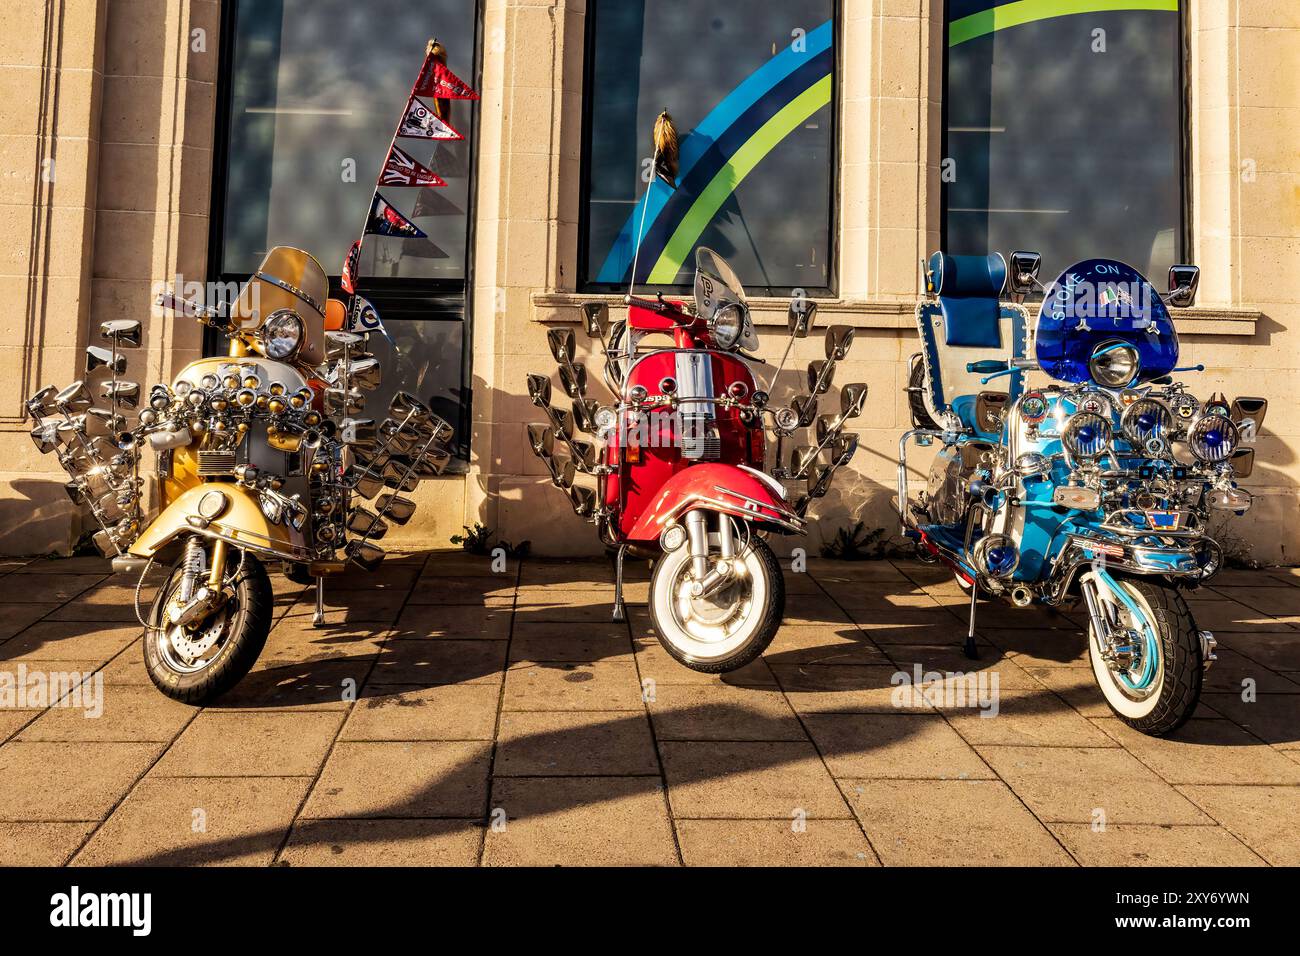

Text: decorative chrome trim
xmin=254 ymin=271 xmax=323 ymax=315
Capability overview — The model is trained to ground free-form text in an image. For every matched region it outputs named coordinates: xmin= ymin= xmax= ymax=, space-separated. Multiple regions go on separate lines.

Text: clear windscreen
xmin=693 ymin=247 xmax=748 ymax=320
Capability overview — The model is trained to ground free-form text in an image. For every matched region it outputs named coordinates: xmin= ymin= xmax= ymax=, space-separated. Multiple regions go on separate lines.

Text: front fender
xmin=627 ymin=464 xmax=804 ymax=542
xmin=129 ymin=484 xmax=311 ymax=562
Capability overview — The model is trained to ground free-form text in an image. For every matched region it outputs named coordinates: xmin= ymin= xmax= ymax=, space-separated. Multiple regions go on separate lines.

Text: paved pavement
xmin=0 ymin=550 xmax=1297 ymax=866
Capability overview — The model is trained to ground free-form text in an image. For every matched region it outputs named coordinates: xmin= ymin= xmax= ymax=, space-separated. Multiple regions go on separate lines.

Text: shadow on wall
xmin=0 ymin=478 xmax=82 ymax=557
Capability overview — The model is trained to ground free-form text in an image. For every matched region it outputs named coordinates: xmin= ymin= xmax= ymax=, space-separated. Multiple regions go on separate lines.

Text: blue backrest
xmin=916 ymin=252 xmax=1027 ymax=434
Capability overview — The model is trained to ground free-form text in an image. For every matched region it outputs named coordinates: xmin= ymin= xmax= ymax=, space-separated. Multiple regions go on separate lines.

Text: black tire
xmin=907 ymin=359 xmax=940 ymax=430
xmin=648 ymin=535 xmax=785 ymax=674
xmin=1087 ymin=578 xmax=1202 ymax=737
xmin=143 ymin=547 xmax=273 ymax=705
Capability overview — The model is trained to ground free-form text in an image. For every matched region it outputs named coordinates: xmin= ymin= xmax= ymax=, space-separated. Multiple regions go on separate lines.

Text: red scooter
xmin=527 ymin=244 xmax=865 ymax=673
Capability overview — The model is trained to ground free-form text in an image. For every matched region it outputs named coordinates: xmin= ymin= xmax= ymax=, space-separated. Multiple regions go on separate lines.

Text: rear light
xmin=659 ymin=377 xmax=677 ymax=395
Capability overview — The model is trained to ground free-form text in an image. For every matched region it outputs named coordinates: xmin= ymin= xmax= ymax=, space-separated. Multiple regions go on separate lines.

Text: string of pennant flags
xmin=341 ymin=38 xmax=480 ymax=328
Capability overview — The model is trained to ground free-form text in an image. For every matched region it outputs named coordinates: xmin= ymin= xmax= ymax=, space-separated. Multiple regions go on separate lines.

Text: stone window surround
xmin=505 ymin=1 xmax=1262 ymax=338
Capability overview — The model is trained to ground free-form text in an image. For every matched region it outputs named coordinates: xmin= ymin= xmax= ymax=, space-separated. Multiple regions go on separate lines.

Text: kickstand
xmin=963 ymin=579 xmax=980 ymax=660
xmin=612 ymin=545 xmax=627 ymax=623
xmin=313 ymin=576 xmax=326 ymax=628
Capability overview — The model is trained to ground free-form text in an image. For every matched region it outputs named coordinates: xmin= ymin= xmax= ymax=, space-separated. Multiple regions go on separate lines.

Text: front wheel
xmin=144 ymin=542 xmax=273 ymax=704
xmin=648 ymin=527 xmax=784 ymax=673
xmin=1085 ymin=575 xmax=1202 ymax=736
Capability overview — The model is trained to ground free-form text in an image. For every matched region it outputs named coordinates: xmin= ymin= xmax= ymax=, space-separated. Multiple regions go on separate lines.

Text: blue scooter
xmin=899 ymin=251 xmax=1266 ymax=736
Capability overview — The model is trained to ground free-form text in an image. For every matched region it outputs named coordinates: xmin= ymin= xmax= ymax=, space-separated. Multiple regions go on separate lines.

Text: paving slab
xmin=483 ymin=776 xmax=677 ymax=866
xmin=0 ymin=622 xmax=141 ymax=664
xmin=369 ymin=638 xmax=506 ymax=685
xmin=1092 ymin=717 xmax=1300 ymax=785
xmin=342 ymin=684 xmax=499 ymax=741
xmin=0 ymin=603 xmax=60 ymax=641
xmin=0 ymin=741 xmax=163 ymax=821
xmin=803 ymin=713 xmax=995 ymax=780
xmin=495 ymin=710 xmax=659 ymax=776
xmin=676 ymin=819 xmax=878 ymax=867
xmin=0 ymin=574 xmax=106 ymax=605
xmin=503 ymin=661 xmax=644 ymax=712
xmin=646 ymin=683 xmax=806 ymax=741
xmin=301 ymin=741 xmax=490 ymax=818
xmin=279 ymin=818 xmax=482 ymax=866
xmin=977 ymin=746 xmax=1213 ymax=825
xmin=659 ymin=740 xmax=853 ymax=819
xmin=74 ymin=776 xmax=312 ymax=866
xmin=1048 ymin=823 xmax=1265 ymax=866
xmin=840 ymin=778 xmax=1073 ymax=866
xmin=1177 ymin=784 xmax=1300 ymax=866
xmin=153 ymin=711 xmax=344 ymax=776
xmin=17 ymin=684 xmax=193 ymax=743
xmin=0 ymin=822 xmax=96 ymax=866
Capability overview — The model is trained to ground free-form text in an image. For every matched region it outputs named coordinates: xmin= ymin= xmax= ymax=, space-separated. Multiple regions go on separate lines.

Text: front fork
xmin=683 ymin=509 xmax=738 ymax=599
xmin=168 ymin=536 xmax=231 ymax=629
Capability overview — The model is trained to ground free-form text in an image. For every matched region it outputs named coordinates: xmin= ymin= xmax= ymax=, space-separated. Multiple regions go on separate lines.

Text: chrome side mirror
xmin=526 ymin=374 xmax=552 ymax=408
xmin=788 ymin=298 xmax=818 ymax=338
xmin=85 ymin=346 xmax=126 ymax=376
xmin=1167 ymin=265 xmax=1200 ymax=308
xmin=833 ymin=432 xmax=859 ymax=466
xmin=1230 ymin=397 xmax=1267 ymax=439
xmin=806 ymin=360 xmax=835 ymax=396
xmin=547 ymin=327 xmax=576 ymax=365
xmin=348 ymin=357 xmax=383 ymax=391
xmin=100 ymin=319 xmax=142 ymax=348
xmin=791 ymin=394 xmax=819 ymax=429
xmin=55 ymin=381 xmax=93 ymax=412
xmin=825 ymin=325 xmax=855 ymax=361
xmin=559 ymin=362 xmax=588 ymax=399
xmin=527 ymin=423 xmax=555 ymax=458
xmin=1007 ymin=251 xmax=1042 ymax=296
xmin=840 ymin=383 xmax=868 ymax=419
xmin=100 ymin=380 xmax=140 ymax=408
xmin=581 ymin=302 xmax=609 ymax=339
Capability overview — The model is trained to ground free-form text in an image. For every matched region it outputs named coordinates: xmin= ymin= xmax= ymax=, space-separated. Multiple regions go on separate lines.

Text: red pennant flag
xmin=415 ymin=58 xmax=479 ymax=100
xmin=379 ymin=145 xmax=447 ymax=188
xmin=398 ymin=97 xmax=464 ymax=140
xmin=341 ymin=239 xmax=362 ymax=294
xmin=365 ymin=193 xmax=427 ymax=239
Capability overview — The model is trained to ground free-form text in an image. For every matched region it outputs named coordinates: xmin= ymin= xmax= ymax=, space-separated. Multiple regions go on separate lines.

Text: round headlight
xmin=711 ymin=304 xmax=744 ymax=350
xmin=260 ymin=309 xmax=304 ymax=360
xmin=1089 ymin=342 xmax=1140 ymax=388
xmin=1188 ymin=415 xmax=1239 ymax=464
xmin=1062 ymin=412 xmax=1112 ymax=460
xmin=1121 ymin=398 xmax=1172 ymax=444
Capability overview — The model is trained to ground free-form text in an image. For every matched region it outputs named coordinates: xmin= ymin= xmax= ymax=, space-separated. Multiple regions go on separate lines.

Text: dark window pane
xmin=221 ymin=0 xmax=477 ymax=281
xmin=583 ymin=0 xmax=837 ymax=295
xmin=944 ymin=3 xmax=1183 ymax=282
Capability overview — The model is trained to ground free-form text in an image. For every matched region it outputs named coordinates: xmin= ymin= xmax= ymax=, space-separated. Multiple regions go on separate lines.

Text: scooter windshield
xmin=693 ymin=247 xmax=747 ymax=321
xmin=1034 ymin=258 xmax=1178 ymax=385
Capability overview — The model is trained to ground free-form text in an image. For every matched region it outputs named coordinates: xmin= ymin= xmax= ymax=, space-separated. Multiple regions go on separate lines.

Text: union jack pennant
xmin=379 ymin=145 xmax=446 ymax=188
xmin=398 ymin=97 xmax=463 ymax=140
xmin=365 ymin=193 xmax=427 ymax=239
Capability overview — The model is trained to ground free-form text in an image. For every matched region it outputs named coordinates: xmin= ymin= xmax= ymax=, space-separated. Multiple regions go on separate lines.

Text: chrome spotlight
xmin=973 ymin=533 xmax=1019 ymax=578
xmin=1062 ymin=412 xmax=1113 ymax=461
xmin=1121 ymin=398 xmax=1172 ymax=445
xmin=1188 ymin=415 xmax=1240 ymax=465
